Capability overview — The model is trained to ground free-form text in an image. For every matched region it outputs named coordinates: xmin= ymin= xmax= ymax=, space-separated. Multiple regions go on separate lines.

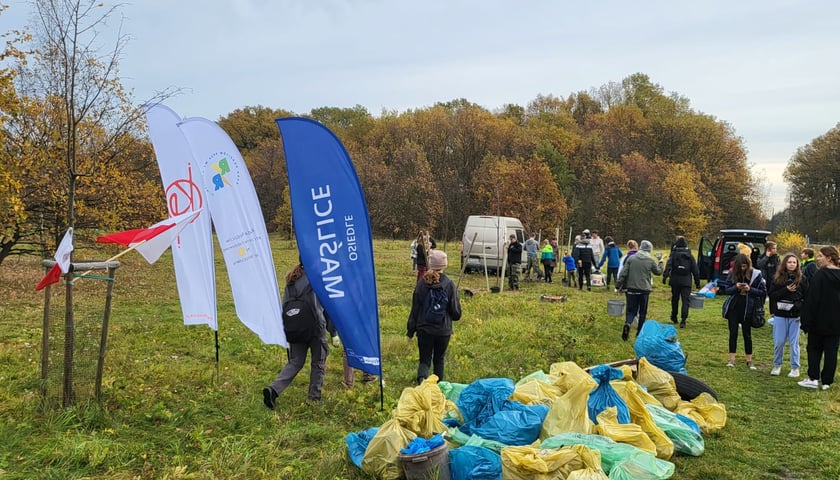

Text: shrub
xmin=774 ymin=230 xmax=807 ymax=254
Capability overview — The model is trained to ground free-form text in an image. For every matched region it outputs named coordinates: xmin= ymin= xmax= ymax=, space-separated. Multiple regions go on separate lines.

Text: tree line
xmin=12 ymin=1 xmax=829 ymax=267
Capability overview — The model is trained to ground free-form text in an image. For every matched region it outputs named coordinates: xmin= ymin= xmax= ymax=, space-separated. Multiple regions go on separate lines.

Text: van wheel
xmin=668 ymin=371 xmax=718 ymax=401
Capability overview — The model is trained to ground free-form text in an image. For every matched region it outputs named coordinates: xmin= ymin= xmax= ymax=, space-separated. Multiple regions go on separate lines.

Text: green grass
xmin=1 ymin=238 xmax=839 ymax=479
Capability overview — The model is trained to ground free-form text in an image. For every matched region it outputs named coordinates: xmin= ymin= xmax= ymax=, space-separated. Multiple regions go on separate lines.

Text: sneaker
xmin=798 ymin=378 xmax=819 ymax=389
xmin=788 ymin=368 xmax=800 ymax=378
xmin=262 ymin=386 xmax=278 ymax=410
xmin=821 ymin=384 xmax=831 ymax=391
xmin=747 ymin=361 xmax=757 ymax=370
xmin=680 ymin=321 xmax=686 ymax=328
xmin=621 ymin=324 xmax=630 ymax=341
xmin=362 ymin=373 xmax=376 ymax=383
xmin=726 ymin=360 xmax=735 ymax=367
xmin=671 ymin=318 xmax=678 ymax=324
xmin=770 ymin=366 xmax=781 ymax=376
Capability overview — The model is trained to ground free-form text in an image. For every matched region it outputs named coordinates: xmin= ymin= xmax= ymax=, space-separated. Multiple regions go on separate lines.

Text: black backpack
xmin=671 ymin=252 xmax=692 ymax=276
xmin=423 ymin=286 xmax=449 ymax=323
xmin=283 ymin=284 xmax=319 ymax=343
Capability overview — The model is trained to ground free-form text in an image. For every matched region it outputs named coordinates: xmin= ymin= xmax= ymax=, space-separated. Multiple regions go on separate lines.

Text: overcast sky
xmin=4 ymin=0 xmax=840 ymax=216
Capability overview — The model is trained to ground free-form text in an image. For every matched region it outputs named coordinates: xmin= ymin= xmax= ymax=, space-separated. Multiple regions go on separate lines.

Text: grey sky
xmin=4 ymin=0 xmax=839 ymax=215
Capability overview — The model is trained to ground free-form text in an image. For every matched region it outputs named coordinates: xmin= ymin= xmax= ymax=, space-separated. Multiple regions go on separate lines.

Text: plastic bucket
xmin=607 ymin=299 xmax=625 ymax=316
xmin=689 ymin=294 xmax=705 ymax=309
xmin=399 ymin=443 xmax=451 ymax=480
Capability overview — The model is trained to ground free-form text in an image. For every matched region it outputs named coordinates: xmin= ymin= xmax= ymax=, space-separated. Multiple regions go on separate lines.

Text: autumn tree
xmin=2 ymin=0 xmax=174 ymax=263
xmin=784 ymin=123 xmax=840 ymax=240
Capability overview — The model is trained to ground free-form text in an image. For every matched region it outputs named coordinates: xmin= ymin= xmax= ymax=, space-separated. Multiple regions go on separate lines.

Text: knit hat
xmin=428 ymin=249 xmax=448 ymax=270
xmin=675 ymin=236 xmax=687 ymax=248
xmin=640 ymin=240 xmax=653 ymax=252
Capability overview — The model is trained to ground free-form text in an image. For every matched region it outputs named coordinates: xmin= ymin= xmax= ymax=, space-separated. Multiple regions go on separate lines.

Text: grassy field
xmin=1 ymin=237 xmax=839 ymax=479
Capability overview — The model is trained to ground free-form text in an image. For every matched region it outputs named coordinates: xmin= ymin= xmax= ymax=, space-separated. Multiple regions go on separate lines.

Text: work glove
xmin=331 ymin=335 xmax=341 ymax=348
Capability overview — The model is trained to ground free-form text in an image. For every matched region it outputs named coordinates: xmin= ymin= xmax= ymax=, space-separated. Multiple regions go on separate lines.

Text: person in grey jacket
xmin=616 ymin=240 xmax=664 ymax=341
xmin=263 ymin=263 xmax=329 ymax=409
xmin=407 ymin=250 xmax=462 ymax=384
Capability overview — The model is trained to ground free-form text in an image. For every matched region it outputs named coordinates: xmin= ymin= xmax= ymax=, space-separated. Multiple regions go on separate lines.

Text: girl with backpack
xmin=407 ymin=250 xmax=462 ymax=384
xmin=263 ymin=263 xmax=329 ymax=409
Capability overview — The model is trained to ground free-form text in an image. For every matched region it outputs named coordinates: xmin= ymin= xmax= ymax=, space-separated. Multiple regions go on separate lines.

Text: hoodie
xmin=616 ymin=250 xmax=664 ymax=293
xmin=801 ymin=267 xmax=840 ymax=335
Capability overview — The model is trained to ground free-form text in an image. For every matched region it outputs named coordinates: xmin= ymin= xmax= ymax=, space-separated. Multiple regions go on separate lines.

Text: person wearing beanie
xmin=597 ymin=236 xmax=623 ymax=288
xmin=662 ymin=236 xmax=701 ymax=328
xmin=407 ymin=249 xmax=462 ymax=384
xmin=616 ymin=239 xmax=664 ymax=341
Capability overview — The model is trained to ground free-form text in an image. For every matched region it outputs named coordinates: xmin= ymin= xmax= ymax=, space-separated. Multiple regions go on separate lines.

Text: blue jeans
xmin=772 ymin=316 xmax=801 ymax=368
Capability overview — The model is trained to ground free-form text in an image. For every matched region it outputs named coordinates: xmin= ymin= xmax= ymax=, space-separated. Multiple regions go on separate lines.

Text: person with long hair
xmin=263 ymin=263 xmax=329 ymax=409
xmin=798 ymin=246 xmax=840 ymax=390
xmin=722 ymin=253 xmax=767 ymax=370
xmin=407 ymin=250 xmax=461 ymax=384
xmin=768 ymin=253 xmax=808 ymax=377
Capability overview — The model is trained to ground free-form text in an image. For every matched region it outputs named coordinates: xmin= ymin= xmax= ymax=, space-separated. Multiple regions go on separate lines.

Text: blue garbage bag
xmin=450 ymin=446 xmax=502 ymax=480
xmin=469 ymin=402 xmax=549 ymax=445
xmin=400 ymin=433 xmax=445 ymax=455
xmin=345 ymin=427 xmax=378 ymax=468
xmin=456 ymin=378 xmax=514 ymax=425
xmin=634 ymin=320 xmax=687 ymax=374
xmin=587 ymin=364 xmax=630 ymax=424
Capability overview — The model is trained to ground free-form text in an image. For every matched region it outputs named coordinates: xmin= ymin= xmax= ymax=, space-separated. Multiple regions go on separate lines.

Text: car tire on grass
xmin=669 ymin=371 xmax=718 ymax=401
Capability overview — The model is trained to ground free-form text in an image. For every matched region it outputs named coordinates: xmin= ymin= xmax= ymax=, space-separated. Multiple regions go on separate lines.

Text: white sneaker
xmin=788 ymin=368 xmax=800 ymax=378
xmin=822 ymin=384 xmax=831 ymax=391
xmin=770 ymin=366 xmax=781 ymax=376
xmin=798 ymin=378 xmax=819 ymax=389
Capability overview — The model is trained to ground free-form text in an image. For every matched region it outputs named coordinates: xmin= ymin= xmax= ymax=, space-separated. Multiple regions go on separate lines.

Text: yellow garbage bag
xmin=501 ymin=444 xmax=606 ymax=480
xmin=391 ymin=375 xmax=448 ymax=438
xmin=512 ymin=378 xmax=564 ymax=406
xmin=361 ymin=418 xmax=417 ymax=480
xmin=674 ymin=392 xmax=728 ymax=433
xmin=620 ymin=381 xmax=674 ymax=460
xmin=594 ymin=407 xmax=657 ymax=455
xmin=549 ymin=361 xmax=594 ymax=393
xmin=540 ymin=375 xmax=597 ymax=439
xmin=612 ymin=380 xmax=662 ymax=407
xmin=635 ymin=357 xmax=681 ymax=411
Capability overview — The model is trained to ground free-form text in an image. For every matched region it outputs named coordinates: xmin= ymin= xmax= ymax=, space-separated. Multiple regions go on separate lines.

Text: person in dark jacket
xmin=768 ymin=253 xmax=808 ymax=378
xmin=722 ymin=253 xmax=767 ymax=370
xmin=662 ymin=236 xmax=701 ymax=328
xmin=572 ymin=235 xmax=595 ymax=291
xmin=757 ymin=241 xmax=780 ymax=285
xmin=506 ymin=234 xmax=523 ymax=290
xmin=801 ymin=248 xmax=818 ymax=280
xmin=597 ymin=236 xmax=623 ymax=288
xmin=407 ymin=250 xmax=462 ymax=384
xmin=798 ymin=246 xmax=840 ymax=390
xmin=263 ymin=263 xmax=329 ymax=409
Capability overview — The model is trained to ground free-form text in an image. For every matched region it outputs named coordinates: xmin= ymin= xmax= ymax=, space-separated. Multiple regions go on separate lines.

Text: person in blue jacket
xmin=597 ymin=236 xmax=623 ymax=288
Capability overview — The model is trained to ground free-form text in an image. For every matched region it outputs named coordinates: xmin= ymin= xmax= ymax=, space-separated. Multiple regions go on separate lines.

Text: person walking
xmin=615 ymin=240 xmax=664 ymax=340
xmin=798 ymin=246 xmax=840 ymax=390
xmin=662 ymin=236 xmax=701 ymax=328
xmin=407 ymin=250 xmax=462 ymax=384
xmin=561 ymin=250 xmax=577 ymax=287
xmin=540 ymin=239 xmax=555 ymax=283
xmin=263 ymin=263 xmax=329 ymax=409
xmin=597 ymin=236 xmax=623 ymax=288
xmin=523 ymin=232 xmax=543 ymax=282
xmin=326 ymin=312 xmax=376 ymax=387
xmin=768 ymin=253 xmax=808 ymax=378
xmin=572 ymin=234 xmax=595 ymax=291
xmin=506 ymin=234 xmax=523 ymax=290
xmin=721 ymin=253 xmax=767 ymax=370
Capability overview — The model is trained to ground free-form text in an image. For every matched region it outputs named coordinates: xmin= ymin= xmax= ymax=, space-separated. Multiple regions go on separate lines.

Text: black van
xmin=697 ymin=229 xmax=771 ymax=284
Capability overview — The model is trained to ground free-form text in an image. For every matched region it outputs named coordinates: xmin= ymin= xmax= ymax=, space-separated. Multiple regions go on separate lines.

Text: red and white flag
xmin=97 ymin=209 xmax=202 ymax=264
xmin=35 ymin=228 xmax=74 ymax=291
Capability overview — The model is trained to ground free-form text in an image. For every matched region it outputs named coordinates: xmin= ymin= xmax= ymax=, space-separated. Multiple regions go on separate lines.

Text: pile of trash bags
xmin=346 ymin=356 xmax=726 ymax=479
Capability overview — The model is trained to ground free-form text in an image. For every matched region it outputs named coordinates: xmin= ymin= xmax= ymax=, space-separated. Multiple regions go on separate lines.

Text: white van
xmin=461 ymin=215 xmax=526 ymax=273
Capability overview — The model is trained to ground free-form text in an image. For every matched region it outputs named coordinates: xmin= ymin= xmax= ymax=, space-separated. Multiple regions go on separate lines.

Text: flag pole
xmin=214 ymin=330 xmax=220 ymax=383
xmin=75 ymin=240 xmax=149 ymax=280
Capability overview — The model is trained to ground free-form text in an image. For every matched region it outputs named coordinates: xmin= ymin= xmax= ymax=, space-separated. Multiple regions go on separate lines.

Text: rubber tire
xmin=668 ymin=371 xmax=718 ymax=401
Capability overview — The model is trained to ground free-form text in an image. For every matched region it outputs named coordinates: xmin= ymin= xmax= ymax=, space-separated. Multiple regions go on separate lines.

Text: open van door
xmin=698 ymin=236 xmax=715 ymax=281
